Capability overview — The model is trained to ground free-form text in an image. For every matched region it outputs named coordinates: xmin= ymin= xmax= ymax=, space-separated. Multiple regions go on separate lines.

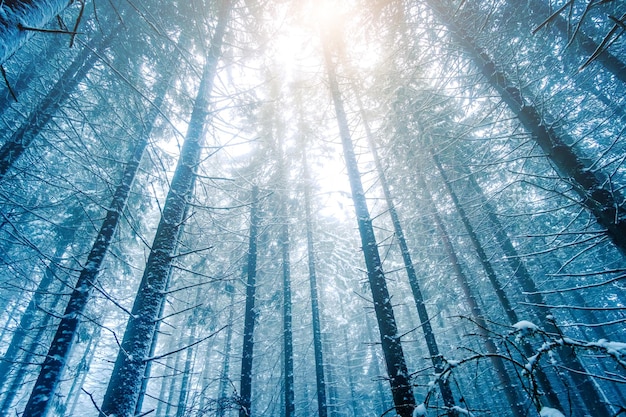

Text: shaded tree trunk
xmin=0 ymin=0 xmax=73 ymax=65
xmin=359 ymin=99 xmax=458 ymax=415
xmin=322 ymin=35 xmax=415 ymax=417
xmin=425 ymin=0 xmax=626 ymax=258
xmin=99 ymin=3 xmax=231 ymax=415
xmin=415 ymin=172 xmax=528 ymax=417
xmin=0 ymin=29 xmax=115 ymax=180
xmin=239 ymin=185 xmax=260 ymax=417
xmin=303 ymin=153 xmax=328 ymax=417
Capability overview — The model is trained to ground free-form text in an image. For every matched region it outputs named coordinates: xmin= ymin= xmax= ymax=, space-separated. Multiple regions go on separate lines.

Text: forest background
xmin=0 ymin=1 xmax=625 ymax=416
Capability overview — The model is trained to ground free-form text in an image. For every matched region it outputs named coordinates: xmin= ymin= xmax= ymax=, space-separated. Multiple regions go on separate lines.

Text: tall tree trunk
xmin=0 ymin=207 xmax=81 ymax=394
xmin=216 ymin=283 xmax=236 ymax=417
xmin=461 ymin=164 xmax=616 ymax=415
xmin=0 ymin=0 xmax=73 ymax=65
xmin=0 ymin=29 xmax=115 ymax=180
xmin=322 ymin=35 xmax=415 ymax=417
xmin=424 ymin=1 xmax=626 ymax=258
xmin=302 ymin=153 xmax=328 ymax=417
xmin=358 ymin=99 xmax=458 ymax=414
xmin=21 ymin=61 xmax=171 ymax=416
xmin=429 ymin=151 xmax=564 ymax=411
xmin=239 ymin=185 xmax=260 ymax=417
xmin=99 ymin=3 xmax=231 ymax=415
xmin=281 ymin=218 xmax=295 ymax=417
xmin=415 ymin=172 xmax=528 ymax=417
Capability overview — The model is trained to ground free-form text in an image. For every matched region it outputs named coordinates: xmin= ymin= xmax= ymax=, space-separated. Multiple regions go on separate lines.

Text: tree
xmin=239 ymin=186 xmax=260 ymax=417
xmin=99 ymin=2 xmax=232 ymax=415
xmin=322 ymin=30 xmax=416 ymax=417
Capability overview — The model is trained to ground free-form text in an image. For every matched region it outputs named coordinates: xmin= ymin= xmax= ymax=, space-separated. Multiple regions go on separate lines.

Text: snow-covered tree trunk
xmin=416 ymin=172 xmax=528 ymax=417
xmin=425 ymin=0 xmax=626 ymax=258
xmin=0 ymin=0 xmax=73 ymax=65
xmin=0 ymin=29 xmax=114 ymax=181
xmin=98 ymin=2 xmax=231 ymax=415
xmin=322 ymin=35 xmax=416 ymax=417
xmin=239 ymin=185 xmax=260 ymax=417
xmin=303 ymin=153 xmax=328 ymax=417
xmin=360 ymin=99 xmax=458 ymax=415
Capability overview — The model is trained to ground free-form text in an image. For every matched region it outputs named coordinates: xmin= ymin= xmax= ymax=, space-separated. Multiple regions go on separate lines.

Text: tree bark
xmin=322 ymin=35 xmax=416 ymax=417
xmin=303 ymin=153 xmax=328 ymax=417
xmin=0 ymin=0 xmax=73 ymax=65
xmin=239 ymin=185 xmax=261 ymax=417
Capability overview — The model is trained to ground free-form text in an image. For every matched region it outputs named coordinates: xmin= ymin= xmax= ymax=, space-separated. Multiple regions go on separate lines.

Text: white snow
xmin=539 ymin=407 xmax=565 ymax=417
xmin=513 ymin=320 xmax=538 ymax=332
xmin=413 ymin=403 xmax=427 ymax=416
xmin=590 ymin=339 xmax=626 ymax=356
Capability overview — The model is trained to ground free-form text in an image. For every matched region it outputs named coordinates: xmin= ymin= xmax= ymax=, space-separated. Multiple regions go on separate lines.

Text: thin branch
xmin=153 ymin=303 xmax=203 ymax=323
xmin=1 ymin=65 xmax=17 ymax=102
xmin=146 ymin=326 xmax=227 ymax=362
xmin=17 ymin=23 xmax=79 ymax=36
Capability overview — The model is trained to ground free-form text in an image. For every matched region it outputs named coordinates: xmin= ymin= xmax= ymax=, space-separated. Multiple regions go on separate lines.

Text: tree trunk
xmin=281 ymin=218 xmax=295 ymax=417
xmin=0 ymin=207 xmax=81 ymax=396
xmin=416 ymin=172 xmax=529 ymax=417
xmin=0 ymin=29 xmax=115 ymax=180
xmin=239 ymin=185 xmax=260 ymax=417
xmin=425 ymin=1 xmax=626 ymax=257
xmin=303 ymin=153 xmax=328 ymax=417
xmin=322 ymin=35 xmax=415 ymax=417
xmin=0 ymin=0 xmax=73 ymax=65
xmin=359 ymin=98 xmax=458 ymax=415
xmin=99 ymin=3 xmax=230 ymax=415
xmin=21 ymin=62 xmax=171 ymax=416
xmin=430 ymin=150 xmax=567 ymax=411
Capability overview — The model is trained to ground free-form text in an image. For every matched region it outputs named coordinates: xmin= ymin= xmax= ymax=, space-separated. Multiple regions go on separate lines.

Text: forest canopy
xmin=0 ymin=1 xmax=624 ymax=417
